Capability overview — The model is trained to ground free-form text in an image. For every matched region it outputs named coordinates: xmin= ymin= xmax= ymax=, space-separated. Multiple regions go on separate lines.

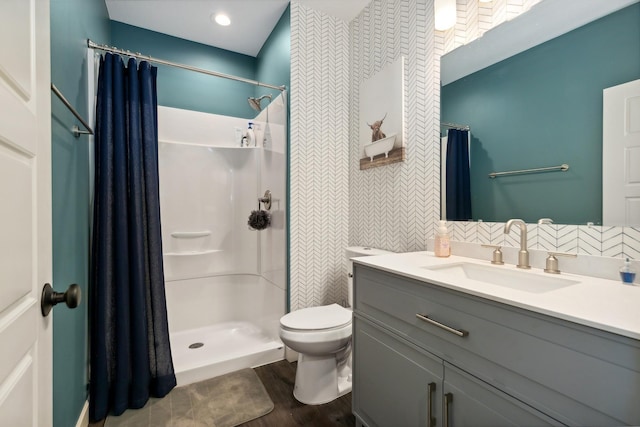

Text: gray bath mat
xmin=190 ymin=368 xmax=274 ymax=426
xmin=105 ymin=368 xmax=274 ymax=427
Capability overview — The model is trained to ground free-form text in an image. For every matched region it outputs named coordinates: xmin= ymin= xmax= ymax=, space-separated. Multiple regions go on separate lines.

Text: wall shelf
xmin=164 ymin=249 xmax=222 ymax=256
xmin=171 ymin=231 xmax=211 ymax=238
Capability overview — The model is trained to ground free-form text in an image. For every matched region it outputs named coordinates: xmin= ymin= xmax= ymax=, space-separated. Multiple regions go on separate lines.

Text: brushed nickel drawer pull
xmin=416 ymin=314 xmax=469 ymax=337
xmin=427 ymin=382 xmax=436 ymax=427
xmin=444 ymin=392 xmax=453 ymax=427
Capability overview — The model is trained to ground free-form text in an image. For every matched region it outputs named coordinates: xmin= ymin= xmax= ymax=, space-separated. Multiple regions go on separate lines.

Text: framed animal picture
xmin=358 ymin=56 xmax=405 ymax=170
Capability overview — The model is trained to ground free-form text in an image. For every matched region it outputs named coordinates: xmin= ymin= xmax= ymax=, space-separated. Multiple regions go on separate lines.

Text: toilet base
xmin=293 ymin=353 xmax=352 ymax=405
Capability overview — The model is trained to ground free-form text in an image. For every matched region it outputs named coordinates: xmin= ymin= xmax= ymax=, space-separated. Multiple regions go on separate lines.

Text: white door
xmin=0 ymin=0 xmax=53 ymax=426
xmin=603 ymin=79 xmax=640 ymax=226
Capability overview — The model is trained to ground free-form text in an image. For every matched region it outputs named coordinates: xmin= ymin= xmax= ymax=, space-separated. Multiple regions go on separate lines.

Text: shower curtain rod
xmin=87 ymin=39 xmax=286 ymax=92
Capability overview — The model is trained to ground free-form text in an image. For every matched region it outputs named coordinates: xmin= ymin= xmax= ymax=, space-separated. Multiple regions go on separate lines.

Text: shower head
xmin=248 ymin=94 xmax=272 ymax=111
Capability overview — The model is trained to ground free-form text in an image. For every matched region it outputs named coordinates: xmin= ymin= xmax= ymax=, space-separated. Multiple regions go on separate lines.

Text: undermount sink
xmin=423 ymin=262 xmax=580 ymax=293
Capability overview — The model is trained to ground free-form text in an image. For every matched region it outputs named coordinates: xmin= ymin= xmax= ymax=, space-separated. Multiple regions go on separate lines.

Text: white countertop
xmin=353 ymin=251 xmax=640 ymax=340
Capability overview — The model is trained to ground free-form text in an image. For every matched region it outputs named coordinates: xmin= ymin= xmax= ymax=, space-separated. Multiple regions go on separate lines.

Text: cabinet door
xmin=443 ymin=363 xmax=564 ymax=427
xmin=353 ymin=316 xmax=443 ymax=427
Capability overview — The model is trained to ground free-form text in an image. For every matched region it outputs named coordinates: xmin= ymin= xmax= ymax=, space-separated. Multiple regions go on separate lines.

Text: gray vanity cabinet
xmin=352 ymin=263 xmax=640 ymax=427
xmin=353 ymin=316 xmax=559 ymax=427
xmin=353 ymin=318 xmax=442 ymax=427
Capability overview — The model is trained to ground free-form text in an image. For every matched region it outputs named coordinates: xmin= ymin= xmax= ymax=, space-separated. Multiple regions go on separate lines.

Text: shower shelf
xmin=159 ymin=139 xmax=262 ymax=149
xmin=164 ymin=249 xmax=222 ymax=257
xmin=171 ymin=231 xmax=211 ymax=238
xmin=214 ymin=146 xmax=262 ymax=150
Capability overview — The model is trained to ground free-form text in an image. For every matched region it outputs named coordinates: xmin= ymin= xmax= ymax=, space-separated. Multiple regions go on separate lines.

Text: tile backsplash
xmin=447 ymin=222 xmax=640 ymax=260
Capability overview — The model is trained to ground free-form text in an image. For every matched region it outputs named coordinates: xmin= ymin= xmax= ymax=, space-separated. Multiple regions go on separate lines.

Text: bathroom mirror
xmin=440 ymin=0 xmax=640 ymax=226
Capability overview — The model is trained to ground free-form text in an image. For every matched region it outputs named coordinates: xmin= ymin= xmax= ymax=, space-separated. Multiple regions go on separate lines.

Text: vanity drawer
xmin=353 ymin=264 xmax=640 ymax=426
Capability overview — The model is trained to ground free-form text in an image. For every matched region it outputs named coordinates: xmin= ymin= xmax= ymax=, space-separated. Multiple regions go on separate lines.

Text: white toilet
xmin=279 ymin=246 xmax=392 ymax=405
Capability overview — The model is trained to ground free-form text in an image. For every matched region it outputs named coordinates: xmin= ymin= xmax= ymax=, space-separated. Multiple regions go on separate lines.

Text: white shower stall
xmin=157 ymin=95 xmax=287 ymax=386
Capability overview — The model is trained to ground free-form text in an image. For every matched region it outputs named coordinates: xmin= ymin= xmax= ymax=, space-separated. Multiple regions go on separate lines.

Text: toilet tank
xmin=346 ymin=246 xmax=393 ymax=307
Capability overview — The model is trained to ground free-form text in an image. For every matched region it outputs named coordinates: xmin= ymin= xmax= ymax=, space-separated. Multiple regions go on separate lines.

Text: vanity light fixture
xmin=435 ymin=0 xmax=457 ymax=31
xmin=212 ymin=13 xmax=231 ymax=26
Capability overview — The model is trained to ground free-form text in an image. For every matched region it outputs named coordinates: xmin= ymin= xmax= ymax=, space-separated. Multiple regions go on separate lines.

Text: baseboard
xmin=75 ymin=400 xmax=89 ymax=427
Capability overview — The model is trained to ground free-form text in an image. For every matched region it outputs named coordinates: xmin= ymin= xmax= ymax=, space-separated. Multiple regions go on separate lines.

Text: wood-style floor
xmin=89 ymin=360 xmax=355 ymax=427
xmin=246 ymin=360 xmax=355 ymax=427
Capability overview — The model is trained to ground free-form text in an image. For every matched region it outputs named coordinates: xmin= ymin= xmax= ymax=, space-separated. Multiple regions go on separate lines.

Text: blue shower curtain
xmin=445 ymin=129 xmax=472 ymax=220
xmin=89 ymin=53 xmax=176 ymax=422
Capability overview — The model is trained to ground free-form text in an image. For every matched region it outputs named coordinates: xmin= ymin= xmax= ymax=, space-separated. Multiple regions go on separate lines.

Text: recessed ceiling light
xmin=213 ymin=13 xmax=231 ymax=26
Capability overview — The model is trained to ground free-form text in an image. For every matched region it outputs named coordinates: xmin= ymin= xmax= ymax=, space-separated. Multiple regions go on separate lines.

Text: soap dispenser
xmin=245 ymin=122 xmax=255 ymax=147
xmin=434 ymin=220 xmax=451 ymax=257
xmin=619 ymin=258 xmax=636 ymax=285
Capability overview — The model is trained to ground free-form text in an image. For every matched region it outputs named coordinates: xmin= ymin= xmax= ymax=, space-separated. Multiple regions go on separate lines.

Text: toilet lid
xmin=280 ymin=304 xmax=352 ymax=331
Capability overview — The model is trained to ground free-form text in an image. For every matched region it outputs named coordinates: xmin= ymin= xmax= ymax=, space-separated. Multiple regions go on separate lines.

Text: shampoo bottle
xmin=434 ymin=220 xmax=451 ymax=257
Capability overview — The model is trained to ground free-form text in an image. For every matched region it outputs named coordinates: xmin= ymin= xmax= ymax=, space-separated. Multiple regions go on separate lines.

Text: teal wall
xmin=111 ymin=22 xmax=258 ymax=118
xmin=441 ymin=4 xmax=640 ymax=224
xmin=50 ymin=1 xmax=111 ymax=427
xmin=256 ymin=5 xmax=291 ymax=100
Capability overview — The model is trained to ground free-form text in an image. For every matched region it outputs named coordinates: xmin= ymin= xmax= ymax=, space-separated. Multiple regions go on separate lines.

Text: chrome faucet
xmin=504 ymin=219 xmax=530 ymax=269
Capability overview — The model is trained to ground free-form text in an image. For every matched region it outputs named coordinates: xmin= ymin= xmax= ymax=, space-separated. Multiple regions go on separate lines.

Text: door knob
xmin=41 ymin=283 xmax=81 ymax=317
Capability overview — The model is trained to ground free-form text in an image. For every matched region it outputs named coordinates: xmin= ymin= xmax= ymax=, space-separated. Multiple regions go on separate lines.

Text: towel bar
xmin=489 ymin=163 xmax=569 ymax=178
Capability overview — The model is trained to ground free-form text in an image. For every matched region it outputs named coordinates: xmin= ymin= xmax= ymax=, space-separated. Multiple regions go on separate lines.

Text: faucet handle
xmin=481 ymin=244 xmax=504 ymax=265
xmin=544 ymin=252 xmax=577 ymax=274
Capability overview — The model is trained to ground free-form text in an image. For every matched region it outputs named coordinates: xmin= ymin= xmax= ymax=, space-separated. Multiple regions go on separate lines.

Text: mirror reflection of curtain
xmin=445 ymin=129 xmax=472 ymax=220
xmin=90 ymin=53 xmax=176 ymax=422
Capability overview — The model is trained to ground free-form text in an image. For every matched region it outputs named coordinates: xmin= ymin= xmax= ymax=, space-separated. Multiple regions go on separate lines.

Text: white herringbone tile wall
xmin=290 ymin=2 xmax=350 ymax=311
xmin=349 ymin=0 xmax=437 ymax=254
xmin=290 ymin=0 xmax=640 ymax=312
xmin=291 ymin=0 xmax=436 ymax=312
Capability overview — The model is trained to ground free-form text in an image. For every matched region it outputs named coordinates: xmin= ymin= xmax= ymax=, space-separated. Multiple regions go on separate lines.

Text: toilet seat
xmin=280 ymin=303 xmax=352 ymax=331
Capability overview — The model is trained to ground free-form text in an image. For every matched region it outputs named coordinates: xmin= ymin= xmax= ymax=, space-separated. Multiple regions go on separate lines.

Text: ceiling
xmin=105 ymin=0 xmax=371 ymax=57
